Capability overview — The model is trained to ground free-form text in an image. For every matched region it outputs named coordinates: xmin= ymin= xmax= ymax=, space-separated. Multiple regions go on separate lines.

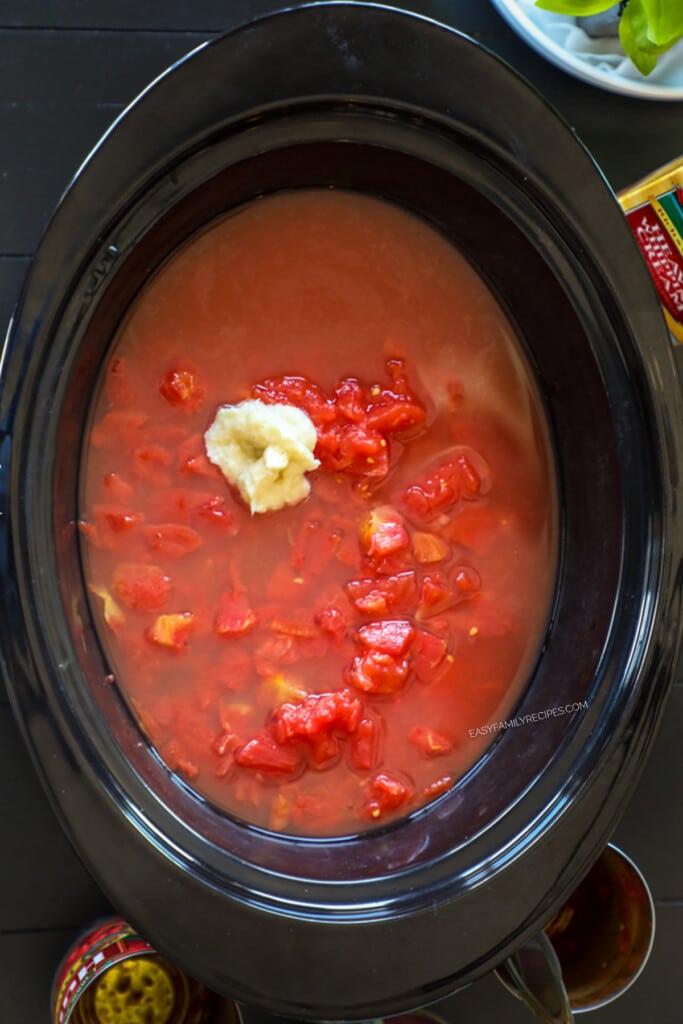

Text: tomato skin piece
xmin=234 ymin=731 xmax=303 ymax=775
xmin=361 ymin=770 xmax=414 ymax=820
xmin=113 ymin=564 xmax=172 ymax=611
xmin=147 ymin=612 xmax=195 ymax=649
xmin=159 ymin=368 xmax=205 ymax=410
xmin=105 ymin=355 xmax=136 ymax=407
xmin=408 ymin=725 xmax=454 ymax=756
xmin=214 ymin=591 xmax=258 ymax=637
xmin=143 ymin=522 xmax=202 ymax=558
xmin=345 ymin=649 xmax=410 ymax=695
xmin=412 ymin=531 xmax=449 ymax=564
xmin=357 ymin=619 xmax=415 ymax=656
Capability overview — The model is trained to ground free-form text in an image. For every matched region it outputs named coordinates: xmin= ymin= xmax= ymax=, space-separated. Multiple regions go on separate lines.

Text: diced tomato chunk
xmin=313 ymin=602 xmax=348 ymax=641
xmin=270 ymin=615 xmax=317 ymax=638
xmin=254 ymin=634 xmax=299 ymax=675
xmin=103 ymin=472 xmax=134 ymax=503
xmin=345 ymin=649 xmax=410 ymax=695
xmin=113 ymin=563 xmax=172 ymax=611
xmin=349 ymin=717 xmax=381 ymax=771
xmin=359 ymin=506 xmax=409 ymax=560
xmin=408 ymin=725 xmax=453 ymax=756
xmin=143 ymin=523 xmax=202 ymax=558
xmin=94 ymin=504 xmax=143 ymax=533
xmin=147 ymin=612 xmax=195 ymax=649
xmin=290 ymin=519 xmax=341 ymax=573
xmin=307 ymin=732 xmax=341 ymax=767
xmin=234 ymin=732 xmax=302 ymax=775
xmin=253 ymin=375 xmax=336 ymax=432
xmin=334 ymin=378 xmax=365 ymax=422
xmin=180 ymin=453 xmax=212 ymax=477
xmin=421 ymin=775 xmax=453 ymax=802
xmin=270 ymin=690 xmax=362 ymax=744
xmin=364 ymin=396 xmax=426 ymax=433
xmin=90 ymin=410 xmax=148 ymax=450
xmin=360 ymin=771 xmax=413 ymax=820
xmin=457 ymin=451 xmax=491 ymax=499
xmin=159 ymin=368 xmax=205 ymax=410
xmin=193 ymin=494 xmax=236 ymax=530
xmin=416 ymin=572 xmax=455 ymax=619
xmin=133 ymin=444 xmax=172 ymax=485
xmin=346 ymin=570 xmax=417 ymax=615
xmin=403 ymin=458 xmax=460 ymax=519
xmin=452 ymin=565 xmax=481 ymax=596
xmin=411 ymin=628 xmax=448 ymax=683
xmin=254 ymin=364 xmax=425 ymax=482
xmin=214 ymin=591 xmax=258 ymax=636
xmin=357 ymin=619 xmax=415 ymax=656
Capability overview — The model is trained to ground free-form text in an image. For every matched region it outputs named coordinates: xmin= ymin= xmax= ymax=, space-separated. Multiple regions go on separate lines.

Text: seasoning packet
xmin=618 ymin=157 xmax=683 ymax=344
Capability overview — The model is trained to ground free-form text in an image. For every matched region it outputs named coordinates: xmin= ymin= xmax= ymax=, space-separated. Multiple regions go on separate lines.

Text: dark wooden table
xmin=1 ymin=2 xmax=682 ymax=1021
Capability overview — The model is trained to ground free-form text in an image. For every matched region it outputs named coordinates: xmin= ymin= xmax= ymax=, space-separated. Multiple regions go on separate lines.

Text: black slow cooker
xmin=1 ymin=4 xmax=681 ymax=1020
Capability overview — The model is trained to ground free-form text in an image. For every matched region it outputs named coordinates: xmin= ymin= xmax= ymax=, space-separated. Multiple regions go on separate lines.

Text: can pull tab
xmin=618 ymin=158 xmax=683 ymax=345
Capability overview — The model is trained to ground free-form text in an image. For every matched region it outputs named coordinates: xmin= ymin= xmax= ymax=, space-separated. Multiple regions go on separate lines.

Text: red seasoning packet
xmin=619 ymin=157 xmax=683 ymax=344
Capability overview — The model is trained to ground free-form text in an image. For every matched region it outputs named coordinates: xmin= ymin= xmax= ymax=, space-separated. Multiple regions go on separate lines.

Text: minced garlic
xmin=204 ymin=399 xmax=319 ymax=514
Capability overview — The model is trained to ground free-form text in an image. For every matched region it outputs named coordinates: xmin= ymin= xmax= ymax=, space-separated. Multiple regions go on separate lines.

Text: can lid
xmin=91 ymin=957 xmax=176 ymax=1024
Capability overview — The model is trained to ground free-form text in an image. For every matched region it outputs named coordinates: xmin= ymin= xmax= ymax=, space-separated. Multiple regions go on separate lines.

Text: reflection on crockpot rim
xmin=78 ymin=188 xmax=558 ymax=837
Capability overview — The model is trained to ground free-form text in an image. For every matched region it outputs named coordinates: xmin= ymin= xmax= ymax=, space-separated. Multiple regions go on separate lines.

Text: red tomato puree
xmin=79 ymin=189 xmax=557 ymax=837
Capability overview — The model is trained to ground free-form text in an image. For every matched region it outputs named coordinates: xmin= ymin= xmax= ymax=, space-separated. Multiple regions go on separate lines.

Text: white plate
xmin=490 ymin=0 xmax=683 ymax=100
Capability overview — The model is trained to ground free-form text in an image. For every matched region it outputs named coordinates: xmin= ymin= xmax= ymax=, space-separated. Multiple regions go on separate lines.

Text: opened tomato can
xmin=51 ymin=917 xmax=236 ymax=1024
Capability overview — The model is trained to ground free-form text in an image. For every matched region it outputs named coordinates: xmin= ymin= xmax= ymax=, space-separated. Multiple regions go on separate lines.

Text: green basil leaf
xmin=534 ymin=1 xmax=618 ymax=14
xmin=619 ymin=0 xmax=669 ymax=74
xmin=641 ymin=0 xmax=683 ymax=46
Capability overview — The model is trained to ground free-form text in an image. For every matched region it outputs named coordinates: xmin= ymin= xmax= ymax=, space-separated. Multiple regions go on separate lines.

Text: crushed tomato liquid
xmin=79 ymin=189 xmax=558 ymax=837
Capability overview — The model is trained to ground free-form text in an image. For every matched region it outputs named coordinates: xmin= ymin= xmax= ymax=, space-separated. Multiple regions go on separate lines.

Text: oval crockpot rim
xmin=7 ymin=106 xmax=657 ymax=890
xmin=2 ymin=4 xmax=679 ymax=1019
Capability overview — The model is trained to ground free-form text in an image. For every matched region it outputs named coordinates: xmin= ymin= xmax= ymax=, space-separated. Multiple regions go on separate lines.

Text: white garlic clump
xmin=204 ymin=399 xmax=319 ymax=514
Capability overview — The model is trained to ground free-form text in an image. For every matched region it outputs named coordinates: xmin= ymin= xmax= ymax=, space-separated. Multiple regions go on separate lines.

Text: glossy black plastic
xmin=0 ymin=4 xmax=681 ymax=1020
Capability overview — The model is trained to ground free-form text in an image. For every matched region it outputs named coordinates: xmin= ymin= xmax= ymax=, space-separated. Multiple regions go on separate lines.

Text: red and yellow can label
xmin=619 ymin=159 xmax=683 ymax=344
xmin=51 ymin=918 xmax=218 ymax=1024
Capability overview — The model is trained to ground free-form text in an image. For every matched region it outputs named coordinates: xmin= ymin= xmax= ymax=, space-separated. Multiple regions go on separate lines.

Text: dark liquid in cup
xmin=545 ymin=847 xmax=653 ymax=1010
